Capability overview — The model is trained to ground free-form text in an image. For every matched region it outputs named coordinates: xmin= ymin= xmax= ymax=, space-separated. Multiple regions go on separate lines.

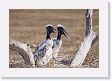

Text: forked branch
xmin=70 ymin=9 xmax=99 ymax=67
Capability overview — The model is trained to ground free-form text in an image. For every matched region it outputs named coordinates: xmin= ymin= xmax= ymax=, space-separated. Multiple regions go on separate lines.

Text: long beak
xmin=63 ymin=29 xmax=69 ymax=37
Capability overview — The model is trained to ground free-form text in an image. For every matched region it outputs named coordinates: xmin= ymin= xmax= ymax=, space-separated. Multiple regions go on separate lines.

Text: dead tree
xmin=9 ymin=9 xmax=98 ymax=68
xmin=70 ymin=9 xmax=99 ymax=67
xmin=9 ymin=39 xmax=35 ymax=67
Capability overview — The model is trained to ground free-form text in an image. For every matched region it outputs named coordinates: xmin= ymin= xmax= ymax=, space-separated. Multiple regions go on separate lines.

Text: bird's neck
xmin=57 ymin=32 xmax=62 ymax=40
xmin=46 ymin=32 xmax=51 ymax=40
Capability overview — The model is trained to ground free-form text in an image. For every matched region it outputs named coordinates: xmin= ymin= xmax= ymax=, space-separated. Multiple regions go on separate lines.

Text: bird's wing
xmin=52 ymin=38 xmax=62 ymax=48
xmin=52 ymin=38 xmax=57 ymax=48
xmin=34 ymin=40 xmax=46 ymax=53
xmin=33 ymin=40 xmax=49 ymax=59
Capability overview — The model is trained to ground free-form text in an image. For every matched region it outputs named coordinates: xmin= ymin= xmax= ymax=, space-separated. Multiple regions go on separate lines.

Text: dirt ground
xmin=9 ymin=9 xmax=99 ymax=68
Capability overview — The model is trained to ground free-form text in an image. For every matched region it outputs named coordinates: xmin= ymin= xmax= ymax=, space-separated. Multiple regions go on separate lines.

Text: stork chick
xmin=33 ymin=24 xmax=56 ymax=66
xmin=52 ymin=24 xmax=69 ymax=61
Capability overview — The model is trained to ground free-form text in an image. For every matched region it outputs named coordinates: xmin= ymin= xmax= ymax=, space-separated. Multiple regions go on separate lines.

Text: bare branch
xmin=9 ymin=39 xmax=35 ymax=66
xmin=85 ymin=9 xmax=93 ymax=36
xmin=70 ymin=31 xmax=97 ymax=67
xmin=92 ymin=32 xmax=99 ymax=45
xmin=70 ymin=9 xmax=98 ymax=67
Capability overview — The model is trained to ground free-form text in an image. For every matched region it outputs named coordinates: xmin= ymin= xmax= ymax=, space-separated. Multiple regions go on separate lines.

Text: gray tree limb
xmin=9 ymin=39 xmax=35 ymax=67
xmin=70 ymin=9 xmax=99 ymax=67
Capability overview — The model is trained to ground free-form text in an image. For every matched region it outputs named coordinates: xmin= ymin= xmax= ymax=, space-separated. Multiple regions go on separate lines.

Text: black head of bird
xmin=57 ymin=24 xmax=69 ymax=37
xmin=46 ymin=24 xmax=56 ymax=40
xmin=46 ymin=24 xmax=56 ymax=34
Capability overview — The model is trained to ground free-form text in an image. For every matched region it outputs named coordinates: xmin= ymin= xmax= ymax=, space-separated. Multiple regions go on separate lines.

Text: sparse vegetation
xmin=9 ymin=9 xmax=99 ymax=68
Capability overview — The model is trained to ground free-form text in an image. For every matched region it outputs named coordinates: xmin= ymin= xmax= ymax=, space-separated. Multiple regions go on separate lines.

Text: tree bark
xmin=9 ymin=39 xmax=35 ymax=66
xmin=70 ymin=9 xmax=99 ymax=67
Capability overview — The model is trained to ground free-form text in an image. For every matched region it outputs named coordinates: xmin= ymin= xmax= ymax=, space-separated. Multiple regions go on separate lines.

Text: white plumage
xmin=52 ymin=24 xmax=69 ymax=59
xmin=52 ymin=38 xmax=62 ymax=59
xmin=33 ymin=24 xmax=55 ymax=66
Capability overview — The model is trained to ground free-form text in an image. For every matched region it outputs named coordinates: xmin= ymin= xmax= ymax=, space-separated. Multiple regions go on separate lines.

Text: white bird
xmin=33 ymin=24 xmax=56 ymax=66
xmin=52 ymin=24 xmax=69 ymax=60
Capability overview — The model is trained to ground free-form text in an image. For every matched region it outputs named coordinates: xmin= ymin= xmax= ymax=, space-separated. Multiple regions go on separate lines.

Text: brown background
xmin=9 ymin=9 xmax=99 ymax=68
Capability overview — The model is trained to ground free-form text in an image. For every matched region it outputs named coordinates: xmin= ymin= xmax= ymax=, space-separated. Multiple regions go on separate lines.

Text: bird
xmin=33 ymin=24 xmax=56 ymax=66
xmin=52 ymin=24 xmax=69 ymax=61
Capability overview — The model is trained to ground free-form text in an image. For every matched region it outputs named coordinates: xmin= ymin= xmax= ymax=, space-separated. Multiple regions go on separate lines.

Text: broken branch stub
xmin=9 ymin=39 xmax=35 ymax=66
xmin=70 ymin=9 xmax=98 ymax=67
xmin=85 ymin=9 xmax=93 ymax=36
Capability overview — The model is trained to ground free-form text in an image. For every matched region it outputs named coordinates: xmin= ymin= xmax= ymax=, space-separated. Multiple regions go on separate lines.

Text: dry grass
xmin=9 ymin=9 xmax=99 ymax=68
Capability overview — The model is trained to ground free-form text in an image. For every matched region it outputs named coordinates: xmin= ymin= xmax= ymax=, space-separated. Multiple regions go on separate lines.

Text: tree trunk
xmin=70 ymin=9 xmax=99 ymax=67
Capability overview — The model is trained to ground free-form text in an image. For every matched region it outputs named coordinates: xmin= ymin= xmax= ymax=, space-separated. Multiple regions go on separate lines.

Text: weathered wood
xmin=70 ymin=9 xmax=98 ymax=67
xmin=9 ymin=39 xmax=35 ymax=66
xmin=85 ymin=9 xmax=93 ymax=36
xmin=9 ymin=9 xmax=99 ymax=68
